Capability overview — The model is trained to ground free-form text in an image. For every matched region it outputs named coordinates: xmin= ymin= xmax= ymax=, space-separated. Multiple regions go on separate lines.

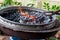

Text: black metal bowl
xmin=0 ymin=6 xmax=60 ymax=39
xmin=0 ymin=6 xmax=57 ymax=30
xmin=0 ymin=6 xmax=56 ymax=25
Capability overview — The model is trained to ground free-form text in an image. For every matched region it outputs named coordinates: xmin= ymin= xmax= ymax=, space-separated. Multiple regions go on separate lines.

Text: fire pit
xmin=0 ymin=6 xmax=60 ymax=40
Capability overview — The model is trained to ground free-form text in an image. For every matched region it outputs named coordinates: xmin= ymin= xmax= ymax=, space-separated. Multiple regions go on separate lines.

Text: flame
xmin=18 ymin=7 xmax=36 ymax=21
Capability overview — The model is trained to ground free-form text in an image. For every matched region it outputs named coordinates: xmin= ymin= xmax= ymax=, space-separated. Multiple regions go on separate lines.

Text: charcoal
xmin=0 ymin=9 xmax=53 ymax=25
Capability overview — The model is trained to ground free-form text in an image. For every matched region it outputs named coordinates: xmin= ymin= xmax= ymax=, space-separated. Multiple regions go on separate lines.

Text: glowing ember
xmin=18 ymin=7 xmax=36 ymax=21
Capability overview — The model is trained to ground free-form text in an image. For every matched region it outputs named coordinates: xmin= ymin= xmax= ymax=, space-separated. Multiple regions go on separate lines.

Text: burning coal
xmin=0 ymin=7 xmax=53 ymax=25
xmin=18 ymin=7 xmax=36 ymax=21
xmin=18 ymin=7 xmax=52 ymax=24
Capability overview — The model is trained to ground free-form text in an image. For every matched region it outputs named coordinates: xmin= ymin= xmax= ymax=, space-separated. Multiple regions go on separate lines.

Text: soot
xmin=0 ymin=9 xmax=53 ymax=25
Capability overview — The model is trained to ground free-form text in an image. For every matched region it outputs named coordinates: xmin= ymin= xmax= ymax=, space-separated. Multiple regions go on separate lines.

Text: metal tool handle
xmin=45 ymin=10 xmax=60 ymax=16
xmin=55 ymin=10 xmax=60 ymax=15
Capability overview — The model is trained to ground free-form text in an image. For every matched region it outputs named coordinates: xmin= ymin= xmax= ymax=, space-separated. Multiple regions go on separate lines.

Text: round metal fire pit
xmin=0 ymin=6 xmax=60 ymax=39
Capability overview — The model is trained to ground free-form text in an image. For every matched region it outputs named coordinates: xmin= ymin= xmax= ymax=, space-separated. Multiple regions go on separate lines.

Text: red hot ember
xmin=18 ymin=7 xmax=36 ymax=21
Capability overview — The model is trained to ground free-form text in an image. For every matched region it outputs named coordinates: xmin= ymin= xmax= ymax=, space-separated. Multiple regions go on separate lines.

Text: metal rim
xmin=0 ymin=6 xmax=56 ymax=26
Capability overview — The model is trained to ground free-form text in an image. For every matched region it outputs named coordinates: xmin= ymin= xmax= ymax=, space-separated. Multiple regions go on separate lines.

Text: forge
xmin=0 ymin=6 xmax=60 ymax=40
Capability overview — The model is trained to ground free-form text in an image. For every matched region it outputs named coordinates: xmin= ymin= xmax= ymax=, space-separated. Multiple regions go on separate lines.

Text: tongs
xmin=45 ymin=10 xmax=60 ymax=16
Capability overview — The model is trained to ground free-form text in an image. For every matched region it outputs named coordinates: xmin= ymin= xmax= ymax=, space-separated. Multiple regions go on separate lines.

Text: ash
xmin=19 ymin=11 xmax=52 ymax=25
xmin=1 ymin=10 xmax=52 ymax=25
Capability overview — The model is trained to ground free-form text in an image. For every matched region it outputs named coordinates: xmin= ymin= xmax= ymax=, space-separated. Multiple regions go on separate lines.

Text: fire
xmin=18 ymin=7 xmax=36 ymax=21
